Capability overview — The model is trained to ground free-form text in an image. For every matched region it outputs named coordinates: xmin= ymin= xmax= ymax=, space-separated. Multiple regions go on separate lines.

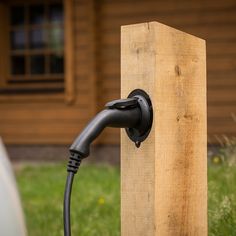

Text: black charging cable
xmin=63 ymin=90 xmax=153 ymax=236
xmin=64 ymin=151 xmax=83 ymax=236
xmin=64 ymin=172 xmax=74 ymax=236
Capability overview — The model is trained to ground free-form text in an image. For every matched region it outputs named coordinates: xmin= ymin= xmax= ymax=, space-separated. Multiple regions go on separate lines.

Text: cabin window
xmin=0 ymin=1 xmax=68 ymax=96
xmin=10 ymin=3 xmax=64 ymax=80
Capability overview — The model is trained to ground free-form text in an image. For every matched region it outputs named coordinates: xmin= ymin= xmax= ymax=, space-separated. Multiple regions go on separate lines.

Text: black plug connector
xmin=64 ymin=89 xmax=153 ymax=236
xmin=69 ymin=90 xmax=153 ymax=157
xmin=70 ymin=106 xmax=140 ymax=158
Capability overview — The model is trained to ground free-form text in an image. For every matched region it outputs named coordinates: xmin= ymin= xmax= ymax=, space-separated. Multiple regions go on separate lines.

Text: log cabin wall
xmin=0 ymin=0 xmax=236 ymax=146
xmin=0 ymin=0 xmax=96 ymax=144
xmin=98 ymin=0 xmax=236 ymax=145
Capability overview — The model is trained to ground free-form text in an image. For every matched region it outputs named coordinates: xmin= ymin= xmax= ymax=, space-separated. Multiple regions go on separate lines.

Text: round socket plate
xmin=125 ymin=89 xmax=153 ymax=147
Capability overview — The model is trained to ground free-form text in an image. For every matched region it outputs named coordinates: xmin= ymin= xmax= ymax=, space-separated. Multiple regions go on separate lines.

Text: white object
xmin=0 ymin=138 xmax=27 ymax=236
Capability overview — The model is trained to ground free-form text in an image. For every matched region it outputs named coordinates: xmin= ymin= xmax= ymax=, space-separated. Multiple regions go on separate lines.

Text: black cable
xmin=64 ymin=172 xmax=74 ymax=236
xmin=64 ymin=151 xmax=83 ymax=236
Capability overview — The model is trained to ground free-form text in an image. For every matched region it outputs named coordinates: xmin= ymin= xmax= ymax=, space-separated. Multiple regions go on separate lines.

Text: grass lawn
xmin=16 ymin=163 xmax=236 ymax=236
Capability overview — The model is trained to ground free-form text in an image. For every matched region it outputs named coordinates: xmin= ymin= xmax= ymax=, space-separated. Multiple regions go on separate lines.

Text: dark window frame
xmin=0 ymin=0 xmax=75 ymax=102
xmin=9 ymin=1 xmax=64 ymax=83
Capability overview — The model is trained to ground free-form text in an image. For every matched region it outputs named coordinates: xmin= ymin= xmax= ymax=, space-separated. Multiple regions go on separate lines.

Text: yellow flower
xmin=212 ymin=156 xmax=221 ymax=164
xmin=98 ymin=197 xmax=105 ymax=205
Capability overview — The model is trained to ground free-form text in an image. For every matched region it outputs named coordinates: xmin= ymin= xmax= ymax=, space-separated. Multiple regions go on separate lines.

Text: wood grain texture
xmin=64 ymin=0 xmax=75 ymax=103
xmin=121 ymin=22 xmax=207 ymax=236
xmin=86 ymin=0 xmax=98 ymax=116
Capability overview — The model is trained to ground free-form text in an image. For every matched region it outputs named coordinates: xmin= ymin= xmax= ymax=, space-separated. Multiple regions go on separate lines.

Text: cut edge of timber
xmin=121 ymin=21 xmax=206 ymax=42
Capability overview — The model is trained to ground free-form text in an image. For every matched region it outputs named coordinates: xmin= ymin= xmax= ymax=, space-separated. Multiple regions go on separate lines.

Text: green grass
xmin=16 ymin=164 xmax=120 ymax=236
xmin=208 ymin=165 xmax=236 ymax=236
xmin=16 ymin=163 xmax=236 ymax=236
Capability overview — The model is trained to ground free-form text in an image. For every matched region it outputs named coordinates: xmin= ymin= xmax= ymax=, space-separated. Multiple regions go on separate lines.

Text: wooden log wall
xmin=98 ymin=0 xmax=236 ymax=144
xmin=0 ymin=0 xmax=95 ymax=144
xmin=1 ymin=0 xmax=236 ymax=145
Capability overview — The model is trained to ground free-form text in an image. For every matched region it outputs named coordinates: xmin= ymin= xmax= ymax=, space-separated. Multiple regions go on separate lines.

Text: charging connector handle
xmin=64 ymin=91 xmax=153 ymax=236
xmin=70 ymin=98 xmax=141 ymax=158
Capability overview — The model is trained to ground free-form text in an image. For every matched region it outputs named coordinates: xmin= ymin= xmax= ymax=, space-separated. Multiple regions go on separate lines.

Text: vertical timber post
xmin=121 ymin=22 xmax=207 ymax=236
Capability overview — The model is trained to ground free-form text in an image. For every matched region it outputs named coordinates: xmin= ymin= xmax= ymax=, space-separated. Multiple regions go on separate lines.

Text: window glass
xmin=11 ymin=6 xmax=25 ymax=26
xmin=50 ymin=54 xmax=64 ymax=74
xmin=48 ymin=27 xmax=64 ymax=51
xmin=30 ymin=29 xmax=47 ymax=49
xmin=30 ymin=55 xmax=45 ymax=74
xmin=49 ymin=4 xmax=63 ymax=23
xmin=9 ymin=2 xmax=64 ymax=78
xmin=11 ymin=30 xmax=25 ymax=50
xmin=29 ymin=5 xmax=45 ymax=25
xmin=11 ymin=56 xmax=25 ymax=75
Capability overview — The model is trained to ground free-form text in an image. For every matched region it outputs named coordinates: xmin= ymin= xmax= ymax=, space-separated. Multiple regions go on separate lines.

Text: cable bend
xmin=70 ymin=107 xmax=141 ymax=157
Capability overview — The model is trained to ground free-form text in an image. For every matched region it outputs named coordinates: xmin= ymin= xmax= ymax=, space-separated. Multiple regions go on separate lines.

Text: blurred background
xmin=0 ymin=0 xmax=235 ymax=235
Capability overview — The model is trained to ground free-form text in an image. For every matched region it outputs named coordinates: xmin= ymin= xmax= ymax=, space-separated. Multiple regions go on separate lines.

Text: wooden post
xmin=121 ymin=22 xmax=207 ymax=236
